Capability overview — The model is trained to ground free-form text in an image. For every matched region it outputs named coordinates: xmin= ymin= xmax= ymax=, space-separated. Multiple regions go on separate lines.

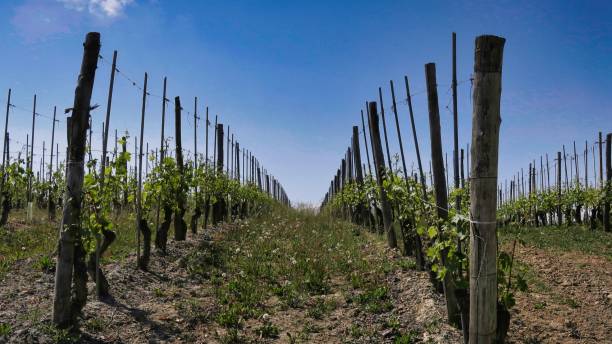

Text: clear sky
xmin=0 ymin=0 xmax=610 ymax=204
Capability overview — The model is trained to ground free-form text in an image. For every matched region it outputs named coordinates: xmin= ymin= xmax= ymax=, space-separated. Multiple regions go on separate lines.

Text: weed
xmin=394 ymin=330 xmax=418 ymax=344
xmin=354 ymin=286 xmax=393 ymax=314
xmin=534 ymin=301 xmax=546 ymax=310
xmin=0 ymin=323 xmax=12 ymax=336
xmin=35 ymin=255 xmax=55 ymax=273
xmin=256 ymin=322 xmax=279 ymax=338
xmin=152 ymin=287 xmax=165 ymax=298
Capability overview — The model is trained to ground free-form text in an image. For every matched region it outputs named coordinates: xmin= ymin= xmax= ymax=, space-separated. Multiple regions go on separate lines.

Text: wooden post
xmin=468 ymin=35 xmax=505 ymax=344
xmin=136 ymin=72 xmax=150 ymax=269
xmin=352 ymin=126 xmax=363 ymax=184
xmin=100 ymin=50 xmax=116 ymax=176
xmin=596 ymin=132 xmax=604 ymax=188
xmin=391 ymin=79 xmax=425 ymax=269
xmin=546 ymin=153 xmax=550 ymax=190
xmin=404 ymin=76 xmax=427 ymax=195
xmin=212 ymin=123 xmax=226 ymax=223
xmin=47 ymin=106 xmax=58 ymax=219
xmin=226 ymin=126 xmax=230 ymax=175
xmin=360 ymin=110 xmax=373 ymax=176
xmin=557 ymin=152 xmax=562 ymax=226
xmin=604 ymin=133 xmax=611 ymax=232
xmin=425 ymin=62 xmax=460 ymax=327
xmin=0 ymin=89 xmax=10 ymax=206
xmin=563 ymin=145 xmax=569 ymax=189
xmin=174 ymin=96 xmax=187 ymax=240
xmin=378 ymin=87 xmax=393 ymax=170
xmin=573 ymin=141 xmax=579 ymax=186
xmin=53 ymin=32 xmax=100 ymax=328
xmin=452 ymin=32 xmax=461 ymax=211
xmin=154 ymin=77 xmax=168 ymax=245
xmin=235 ymin=142 xmax=240 ymax=181
xmin=461 ymin=149 xmax=465 ymax=189
xmin=205 ymin=107 xmax=209 ymax=165
xmin=28 ymin=94 xmax=36 ymax=205
xmin=213 ymin=115 xmax=218 ymax=168
xmin=192 ymin=97 xmax=200 ymax=234
xmin=368 ymin=101 xmax=397 ymax=248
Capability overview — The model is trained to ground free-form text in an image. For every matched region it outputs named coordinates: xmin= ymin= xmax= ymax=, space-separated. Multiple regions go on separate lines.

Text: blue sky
xmin=0 ymin=0 xmax=610 ymax=204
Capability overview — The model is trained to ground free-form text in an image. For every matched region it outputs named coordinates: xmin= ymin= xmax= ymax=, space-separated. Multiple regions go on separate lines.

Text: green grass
xmin=0 ymin=207 xmax=165 ymax=281
xmin=182 ymin=205 xmax=399 ymax=337
xmin=499 ymin=225 xmax=612 ymax=259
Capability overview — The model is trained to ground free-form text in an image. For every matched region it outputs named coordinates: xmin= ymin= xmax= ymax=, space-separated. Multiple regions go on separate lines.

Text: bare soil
xmin=0 ymin=225 xmax=461 ymax=343
xmin=505 ymin=245 xmax=612 ymax=343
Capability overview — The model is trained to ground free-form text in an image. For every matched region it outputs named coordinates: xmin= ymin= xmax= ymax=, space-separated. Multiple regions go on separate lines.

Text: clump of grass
xmin=255 ymin=322 xmax=279 ymax=338
xmin=352 ymin=286 xmax=393 ymax=314
xmin=307 ymin=298 xmax=337 ymax=319
xmin=34 ymin=255 xmax=55 ymax=273
xmin=394 ymin=330 xmax=419 ymax=344
xmin=0 ymin=323 xmax=12 ymax=336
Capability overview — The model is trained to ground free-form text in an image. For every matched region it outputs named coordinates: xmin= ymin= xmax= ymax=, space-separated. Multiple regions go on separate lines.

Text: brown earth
xmin=0 ymin=225 xmax=461 ymax=343
xmin=505 ymin=245 xmax=611 ymax=344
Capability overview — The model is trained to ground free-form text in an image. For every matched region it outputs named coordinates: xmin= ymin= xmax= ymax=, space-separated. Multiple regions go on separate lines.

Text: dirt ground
xmin=505 ymin=245 xmax=611 ymax=344
xmin=1 ymin=221 xmax=609 ymax=343
xmin=0 ymin=225 xmax=461 ymax=343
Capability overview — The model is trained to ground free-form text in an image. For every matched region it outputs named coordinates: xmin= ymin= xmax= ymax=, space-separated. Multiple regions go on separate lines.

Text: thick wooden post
xmin=352 ymin=126 xmax=363 ymax=183
xmin=174 ymin=96 xmax=187 ymax=240
xmin=53 ymin=32 xmax=100 ymax=328
xmin=368 ymin=101 xmax=397 ymax=248
xmin=425 ymin=62 xmax=460 ymax=327
xmin=468 ymin=35 xmax=505 ymax=344
xmin=213 ymin=124 xmax=226 ymax=223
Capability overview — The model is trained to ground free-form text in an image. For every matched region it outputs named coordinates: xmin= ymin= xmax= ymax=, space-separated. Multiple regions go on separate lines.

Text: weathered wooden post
xmin=404 ymin=76 xmax=427 ymax=195
xmin=378 ymin=87 xmax=393 ymax=170
xmin=468 ymin=35 xmax=505 ymax=344
xmin=425 ymin=62 xmax=460 ymax=327
xmin=368 ymin=101 xmax=397 ymax=248
xmin=212 ymin=124 xmax=226 ymax=224
xmin=600 ymin=132 xmax=603 ymax=188
xmin=136 ymin=72 xmax=151 ymax=268
xmin=0 ymin=89 xmax=11 ymax=214
xmin=48 ymin=106 xmax=58 ymax=220
xmin=391 ymin=79 xmax=425 ymax=268
xmin=191 ymin=97 xmax=202 ymax=234
xmin=360 ymin=110 xmax=373 ymax=176
xmin=174 ymin=96 xmax=188 ymax=240
xmin=53 ymin=32 xmax=100 ymax=328
xmin=557 ymin=152 xmax=562 ymax=226
xmin=27 ymin=94 xmax=36 ymax=222
xmin=604 ymin=133 xmax=611 ymax=232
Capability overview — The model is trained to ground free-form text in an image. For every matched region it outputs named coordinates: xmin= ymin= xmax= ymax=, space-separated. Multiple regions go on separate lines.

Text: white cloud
xmin=58 ymin=0 xmax=134 ymax=18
